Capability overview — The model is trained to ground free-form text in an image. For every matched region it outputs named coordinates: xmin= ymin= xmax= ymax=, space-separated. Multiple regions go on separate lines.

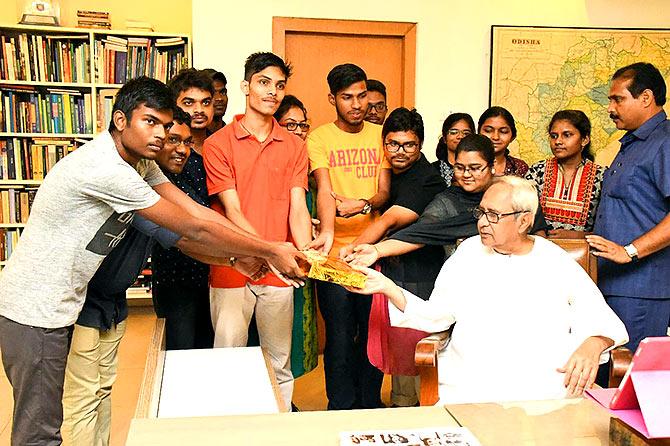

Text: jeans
xmin=316 ymin=282 xmax=383 ymax=410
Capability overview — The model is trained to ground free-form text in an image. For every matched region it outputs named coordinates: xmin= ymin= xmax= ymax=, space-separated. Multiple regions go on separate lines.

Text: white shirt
xmin=389 ymin=235 xmax=629 ymax=404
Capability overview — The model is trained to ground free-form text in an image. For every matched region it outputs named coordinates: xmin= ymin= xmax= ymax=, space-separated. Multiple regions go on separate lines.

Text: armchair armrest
xmin=415 ymin=330 xmax=450 ymax=406
xmin=608 ymin=346 xmax=633 ymax=388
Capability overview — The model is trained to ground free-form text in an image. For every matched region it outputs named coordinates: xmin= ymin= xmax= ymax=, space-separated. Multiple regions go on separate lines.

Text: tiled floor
xmin=0 ymin=306 xmax=391 ymax=445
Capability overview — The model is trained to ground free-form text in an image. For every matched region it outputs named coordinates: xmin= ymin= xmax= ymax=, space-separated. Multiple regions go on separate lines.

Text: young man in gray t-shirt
xmin=0 ymin=77 xmax=306 ymax=446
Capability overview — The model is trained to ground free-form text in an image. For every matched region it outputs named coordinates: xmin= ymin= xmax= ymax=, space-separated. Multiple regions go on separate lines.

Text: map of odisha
xmin=490 ymin=26 xmax=670 ymax=166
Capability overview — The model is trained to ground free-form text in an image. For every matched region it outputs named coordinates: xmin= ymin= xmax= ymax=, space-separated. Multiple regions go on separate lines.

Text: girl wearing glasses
xmin=478 ymin=106 xmax=529 ymax=177
xmin=525 ymin=110 xmax=604 ymax=236
xmin=274 ymin=95 xmax=310 ymax=141
xmin=433 ymin=113 xmax=476 ymax=186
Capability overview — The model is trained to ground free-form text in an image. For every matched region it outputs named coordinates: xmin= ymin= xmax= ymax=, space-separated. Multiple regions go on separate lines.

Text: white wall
xmin=192 ymin=0 xmax=670 ymax=159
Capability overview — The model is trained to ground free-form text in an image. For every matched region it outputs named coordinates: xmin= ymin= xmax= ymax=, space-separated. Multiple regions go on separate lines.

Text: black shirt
xmin=380 ymin=155 xmax=446 ymax=299
xmin=152 ymin=151 xmax=211 ymax=288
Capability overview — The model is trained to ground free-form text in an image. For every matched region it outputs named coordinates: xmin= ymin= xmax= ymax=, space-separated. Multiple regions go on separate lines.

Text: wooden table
xmin=445 ymin=398 xmax=611 ymax=446
xmin=126 ymin=406 xmax=460 ymax=445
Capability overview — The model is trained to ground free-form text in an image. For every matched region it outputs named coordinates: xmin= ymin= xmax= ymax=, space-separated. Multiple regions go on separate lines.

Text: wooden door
xmin=273 ymin=18 xmax=416 ymax=353
xmin=273 ymin=17 xmax=416 ymax=128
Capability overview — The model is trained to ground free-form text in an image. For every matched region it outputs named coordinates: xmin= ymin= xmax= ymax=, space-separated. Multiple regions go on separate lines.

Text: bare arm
xmin=305 ymin=168 xmax=335 ymax=254
xmin=347 ymin=238 xmax=425 ymax=267
xmin=289 ymin=187 xmax=312 ymax=249
xmin=340 ymin=206 xmax=419 ymax=258
xmin=216 ymin=189 xmax=260 ymax=236
xmin=369 ymin=168 xmax=391 ymax=210
xmin=586 ymin=212 xmax=670 ymax=263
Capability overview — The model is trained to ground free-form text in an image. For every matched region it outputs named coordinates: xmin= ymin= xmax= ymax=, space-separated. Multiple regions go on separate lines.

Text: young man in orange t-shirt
xmin=203 ymin=52 xmax=311 ymax=409
xmin=306 ymin=63 xmax=391 ymax=410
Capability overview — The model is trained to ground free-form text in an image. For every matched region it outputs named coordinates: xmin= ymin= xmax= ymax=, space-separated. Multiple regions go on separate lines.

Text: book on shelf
xmin=0 ymin=138 xmax=77 ymax=180
xmin=0 ymin=87 xmax=93 ymax=134
xmin=95 ymin=36 xmax=187 ymax=84
xmin=0 ymin=186 xmax=38 ymax=224
xmin=0 ymin=33 xmax=91 ymax=83
xmin=77 ymin=10 xmax=111 ymax=29
xmin=96 ymin=88 xmax=118 ymax=133
xmin=125 ymin=20 xmax=154 ymax=32
xmin=0 ymin=228 xmax=21 ymax=261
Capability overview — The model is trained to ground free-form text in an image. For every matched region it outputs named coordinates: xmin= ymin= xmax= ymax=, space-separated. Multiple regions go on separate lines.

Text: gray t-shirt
xmin=0 ymin=131 xmax=167 ymax=328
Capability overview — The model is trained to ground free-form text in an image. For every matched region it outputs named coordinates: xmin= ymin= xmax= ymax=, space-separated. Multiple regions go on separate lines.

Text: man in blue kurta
xmin=587 ymin=62 xmax=670 ymax=352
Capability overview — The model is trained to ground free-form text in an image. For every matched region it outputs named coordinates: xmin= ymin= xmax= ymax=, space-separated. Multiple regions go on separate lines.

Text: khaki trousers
xmin=210 ymin=285 xmax=294 ymax=409
xmin=62 ymin=321 xmax=127 ymax=446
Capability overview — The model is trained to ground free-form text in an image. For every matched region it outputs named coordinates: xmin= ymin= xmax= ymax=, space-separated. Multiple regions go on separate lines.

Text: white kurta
xmin=389 ymin=235 xmax=629 ymax=404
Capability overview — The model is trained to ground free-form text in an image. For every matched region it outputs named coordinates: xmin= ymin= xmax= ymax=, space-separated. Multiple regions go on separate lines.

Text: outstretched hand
xmin=331 ymin=192 xmax=365 ymax=218
xmin=343 ymin=265 xmax=392 ymax=295
xmin=344 ymin=244 xmax=379 ymax=267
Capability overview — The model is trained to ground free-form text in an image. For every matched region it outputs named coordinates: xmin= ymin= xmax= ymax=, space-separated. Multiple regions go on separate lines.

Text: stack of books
xmin=0 ymin=33 xmax=91 ymax=82
xmin=126 ymin=20 xmax=154 ymax=33
xmin=77 ymin=10 xmax=111 ymax=29
xmin=0 ymin=86 xmax=93 ymax=134
xmin=0 ymin=228 xmax=21 ymax=261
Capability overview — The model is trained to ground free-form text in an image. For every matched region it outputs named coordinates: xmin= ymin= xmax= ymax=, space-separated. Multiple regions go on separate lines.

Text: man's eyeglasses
xmin=384 ymin=140 xmax=419 ymax=153
xmin=165 ymin=135 xmax=195 ymax=149
xmin=367 ymin=102 xmax=387 ymax=113
xmin=473 ymin=206 xmax=528 ymax=224
xmin=280 ymin=122 xmax=310 ymax=132
xmin=453 ymin=164 xmax=489 ymax=175
xmin=447 ymin=128 xmax=472 ymax=137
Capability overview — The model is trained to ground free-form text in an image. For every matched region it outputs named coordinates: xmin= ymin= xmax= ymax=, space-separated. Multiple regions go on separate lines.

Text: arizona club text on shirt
xmin=328 ymin=147 xmax=380 ymax=179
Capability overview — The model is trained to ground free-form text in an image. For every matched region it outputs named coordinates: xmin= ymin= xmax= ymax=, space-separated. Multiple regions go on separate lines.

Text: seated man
xmin=348 ymin=176 xmax=628 ymax=404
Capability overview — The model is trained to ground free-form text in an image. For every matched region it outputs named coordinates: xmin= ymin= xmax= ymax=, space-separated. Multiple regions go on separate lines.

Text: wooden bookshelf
xmin=0 ymin=23 xmax=191 ymax=269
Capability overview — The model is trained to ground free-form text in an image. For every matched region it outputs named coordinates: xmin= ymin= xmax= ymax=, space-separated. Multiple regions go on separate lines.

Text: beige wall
xmin=3 ymin=0 xmax=191 ymax=34
xmin=193 ymin=0 xmax=670 ymax=159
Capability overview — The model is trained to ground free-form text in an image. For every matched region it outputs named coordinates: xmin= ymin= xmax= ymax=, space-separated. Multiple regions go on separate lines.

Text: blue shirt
xmin=152 ymin=151 xmax=211 ymax=287
xmin=594 ymin=110 xmax=670 ymax=299
xmin=76 ymin=215 xmax=180 ymax=330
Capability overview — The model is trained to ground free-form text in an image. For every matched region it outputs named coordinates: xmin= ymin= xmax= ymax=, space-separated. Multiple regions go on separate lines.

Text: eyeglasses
xmin=280 ymin=122 xmax=310 ymax=132
xmin=473 ymin=206 xmax=528 ymax=224
xmin=367 ymin=102 xmax=387 ymax=113
xmin=384 ymin=140 xmax=419 ymax=153
xmin=447 ymin=129 xmax=472 ymax=137
xmin=165 ymin=135 xmax=195 ymax=149
xmin=453 ymin=164 xmax=489 ymax=175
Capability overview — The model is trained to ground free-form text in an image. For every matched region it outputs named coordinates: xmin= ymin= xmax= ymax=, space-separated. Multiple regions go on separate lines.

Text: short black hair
xmin=548 ymin=110 xmax=593 ymax=161
xmin=244 ymin=52 xmax=292 ymax=81
xmin=201 ymin=68 xmax=227 ymax=85
xmin=168 ymin=68 xmax=215 ymax=98
xmin=274 ymin=95 xmax=307 ymax=121
xmin=327 ymin=63 xmax=367 ymax=95
xmin=455 ymin=134 xmax=495 ymax=166
xmin=382 ymin=108 xmax=424 ymax=144
xmin=436 ymin=113 xmax=476 ymax=161
xmin=366 ymin=79 xmax=387 ymax=100
xmin=613 ymin=62 xmax=667 ymax=106
xmin=108 ymin=76 xmax=175 ymax=132
xmin=172 ymin=106 xmax=192 ymax=126
xmin=477 ymin=106 xmax=517 ymax=139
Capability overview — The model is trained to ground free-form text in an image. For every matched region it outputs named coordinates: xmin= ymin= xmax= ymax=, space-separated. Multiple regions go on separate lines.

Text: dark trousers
xmin=316 ymin=281 xmax=384 ymax=410
xmin=152 ymin=282 xmax=213 ymax=350
xmin=0 ymin=315 xmax=72 ymax=446
xmin=606 ymin=296 xmax=670 ymax=353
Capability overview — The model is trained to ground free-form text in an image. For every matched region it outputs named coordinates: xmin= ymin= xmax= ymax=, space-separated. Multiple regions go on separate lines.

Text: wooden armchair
xmin=414 ymin=238 xmax=632 ymax=406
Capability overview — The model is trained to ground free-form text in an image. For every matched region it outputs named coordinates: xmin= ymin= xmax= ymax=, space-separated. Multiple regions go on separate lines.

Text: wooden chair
xmin=414 ymin=238 xmax=632 ymax=406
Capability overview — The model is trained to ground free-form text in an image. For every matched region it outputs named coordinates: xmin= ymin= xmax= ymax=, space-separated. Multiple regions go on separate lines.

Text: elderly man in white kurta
xmin=349 ymin=176 xmax=628 ymax=404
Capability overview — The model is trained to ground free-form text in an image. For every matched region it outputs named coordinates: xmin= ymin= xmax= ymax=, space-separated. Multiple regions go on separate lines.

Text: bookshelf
xmin=0 ymin=23 xmax=191 ymax=272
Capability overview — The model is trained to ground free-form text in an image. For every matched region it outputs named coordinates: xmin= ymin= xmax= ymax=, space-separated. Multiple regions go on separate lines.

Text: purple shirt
xmin=594 ymin=111 xmax=670 ymax=299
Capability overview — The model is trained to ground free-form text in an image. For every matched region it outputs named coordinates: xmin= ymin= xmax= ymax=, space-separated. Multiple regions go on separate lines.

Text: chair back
xmin=550 ymin=238 xmax=597 ymax=283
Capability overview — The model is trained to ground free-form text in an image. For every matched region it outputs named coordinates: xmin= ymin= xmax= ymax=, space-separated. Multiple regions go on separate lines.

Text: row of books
xmin=0 ymin=138 xmax=76 ymax=181
xmin=0 ymin=34 xmax=91 ymax=83
xmin=0 ymin=228 xmax=21 ymax=261
xmin=96 ymin=89 xmax=117 ymax=133
xmin=0 ymin=87 xmax=93 ymax=134
xmin=0 ymin=187 xmax=37 ymax=224
xmin=94 ymin=36 xmax=187 ymax=84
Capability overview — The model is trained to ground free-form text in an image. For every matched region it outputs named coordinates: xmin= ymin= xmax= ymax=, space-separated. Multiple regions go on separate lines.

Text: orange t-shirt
xmin=307 ymin=121 xmax=388 ymax=255
xmin=203 ymin=115 xmax=308 ymax=288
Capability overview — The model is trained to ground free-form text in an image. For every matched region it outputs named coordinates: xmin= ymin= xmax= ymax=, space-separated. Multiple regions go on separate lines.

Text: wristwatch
xmin=360 ymin=199 xmax=372 ymax=215
xmin=623 ymin=243 xmax=639 ymax=263
xmin=229 ymin=256 xmax=238 ymax=267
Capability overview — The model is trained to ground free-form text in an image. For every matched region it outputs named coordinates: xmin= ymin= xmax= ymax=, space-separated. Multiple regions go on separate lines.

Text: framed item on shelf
xmin=19 ymin=0 xmax=61 ymax=26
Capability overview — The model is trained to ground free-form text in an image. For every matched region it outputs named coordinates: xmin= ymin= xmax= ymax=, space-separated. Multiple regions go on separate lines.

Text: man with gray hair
xmin=348 ymin=176 xmax=628 ymax=404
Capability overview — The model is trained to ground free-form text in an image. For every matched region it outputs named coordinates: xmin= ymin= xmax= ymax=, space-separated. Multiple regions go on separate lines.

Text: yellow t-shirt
xmin=307 ymin=121 xmax=389 ymax=255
